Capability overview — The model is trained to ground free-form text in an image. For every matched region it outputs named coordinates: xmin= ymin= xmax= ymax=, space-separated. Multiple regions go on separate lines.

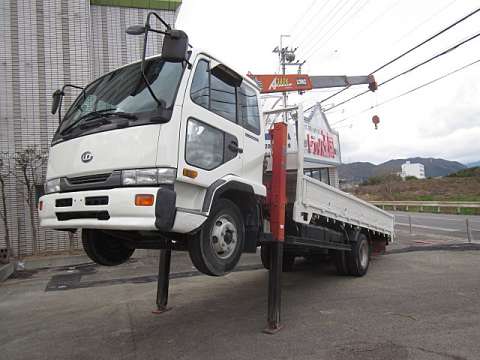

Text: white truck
xmin=38 ymin=12 xmax=393 ymax=330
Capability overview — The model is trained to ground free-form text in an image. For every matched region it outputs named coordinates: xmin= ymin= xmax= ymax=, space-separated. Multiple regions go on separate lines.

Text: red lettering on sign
xmin=306 ymin=131 xmax=336 ymax=159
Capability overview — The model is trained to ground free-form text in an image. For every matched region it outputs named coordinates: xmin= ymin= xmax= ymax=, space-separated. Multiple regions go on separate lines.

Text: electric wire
xmin=393 ymin=0 xmax=458 ymax=46
xmin=370 ymin=6 xmax=480 ymax=74
xmin=331 ymin=58 xmax=480 ymax=128
xmin=324 ymin=28 xmax=480 ymax=111
xmin=303 ymin=0 xmax=371 ymax=60
xmin=297 ymin=0 xmax=352 ymax=53
xmin=288 ymin=0 xmax=318 ymax=37
xmin=347 ymin=0 xmax=403 ymax=43
xmin=320 ymin=7 xmax=479 ymax=106
xmin=291 ymin=0 xmax=335 ymax=46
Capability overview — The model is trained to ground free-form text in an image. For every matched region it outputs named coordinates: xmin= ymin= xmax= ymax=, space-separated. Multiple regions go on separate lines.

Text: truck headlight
xmin=121 ymin=168 xmax=176 ymax=186
xmin=45 ymin=178 xmax=61 ymax=194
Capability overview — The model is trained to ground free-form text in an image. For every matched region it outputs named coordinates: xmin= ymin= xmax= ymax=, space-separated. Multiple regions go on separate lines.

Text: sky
xmin=176 ymin=0 xmax=480 ymax=165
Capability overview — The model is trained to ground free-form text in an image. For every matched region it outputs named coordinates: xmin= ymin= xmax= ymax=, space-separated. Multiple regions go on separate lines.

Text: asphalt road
xmin=393 ymin=211 xmax=480 ymax=242
xmin=2 ymin=247 xmax=480 ymax=359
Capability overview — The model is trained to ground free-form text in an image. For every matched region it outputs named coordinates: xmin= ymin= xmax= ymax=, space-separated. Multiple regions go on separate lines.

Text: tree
xmin=13 ymin=147 xmax=48 ymax=255
xmin=0 ymin=152 xmax=12 ymax=259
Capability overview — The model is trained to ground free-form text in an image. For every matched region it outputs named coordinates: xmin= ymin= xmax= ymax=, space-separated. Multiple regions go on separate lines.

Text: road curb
xmin=18 ymin=255 xmax=91 ymax=271
xmin=388 ymin=242 xmax=480 ymax=254
xmin=0 ymin=262 xmax=14 ymax=282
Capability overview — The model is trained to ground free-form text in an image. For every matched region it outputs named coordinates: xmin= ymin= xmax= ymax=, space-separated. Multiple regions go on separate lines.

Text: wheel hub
xmin=359 ymin=241 xmax=369 ymax=269
xmin=210 ymin=215 xmax=237 ymax=259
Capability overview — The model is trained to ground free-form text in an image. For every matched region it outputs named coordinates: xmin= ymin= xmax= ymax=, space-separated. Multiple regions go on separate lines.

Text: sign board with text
xmin=248 ymin=74 xmax=313 ymax=93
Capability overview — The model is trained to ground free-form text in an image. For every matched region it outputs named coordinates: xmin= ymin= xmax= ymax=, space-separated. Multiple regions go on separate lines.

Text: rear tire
xmin=82 ymin=229 xmax=134 ymax=266
xmin=260 ymin=245 xmax=295 ymax=272
xmin=346 ymin=233 xmax=370 ymax=277
xmin=188 ymin=199 xmax=244 ymax=276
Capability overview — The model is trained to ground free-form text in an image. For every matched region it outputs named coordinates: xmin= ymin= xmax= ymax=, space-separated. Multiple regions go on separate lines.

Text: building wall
xmin=0 ymin=0 xmax=180 ymax=257
xmin=401 ymin=162 xmax=425 ymax=179
xmin=328 ymin=167 xmax=339 ymax=188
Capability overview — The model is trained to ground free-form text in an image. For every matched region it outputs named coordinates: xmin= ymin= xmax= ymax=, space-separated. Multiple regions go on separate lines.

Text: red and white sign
xmin=265 ymin=105 xmax=341 ymax=168
xmin=287 ymin=106 xmax=341 ymax=166
xmin=248 ymin=74 xmax=313 ymax=93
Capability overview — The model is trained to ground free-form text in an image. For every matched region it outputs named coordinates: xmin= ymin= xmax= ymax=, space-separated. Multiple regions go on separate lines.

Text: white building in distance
xmin=401 ymin=161 xmax=426 ymax=179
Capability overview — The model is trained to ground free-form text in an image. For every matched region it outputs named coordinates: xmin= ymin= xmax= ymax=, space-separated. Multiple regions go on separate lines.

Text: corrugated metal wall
xmin=0 ymin=0 xmax=179 ymax=257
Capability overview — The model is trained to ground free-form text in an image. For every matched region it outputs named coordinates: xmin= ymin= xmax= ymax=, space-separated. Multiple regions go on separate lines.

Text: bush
xmin=447 ymin=167 xmax=480 ymax=177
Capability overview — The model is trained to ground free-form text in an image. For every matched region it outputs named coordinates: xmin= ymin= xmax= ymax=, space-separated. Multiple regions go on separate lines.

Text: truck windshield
xmin=53 ymin=58 xmax=184 ymax=143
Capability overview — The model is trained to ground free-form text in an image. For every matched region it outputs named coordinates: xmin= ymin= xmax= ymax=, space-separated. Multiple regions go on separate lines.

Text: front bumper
xmin=39 ymin=187 xmax=176 ymax=231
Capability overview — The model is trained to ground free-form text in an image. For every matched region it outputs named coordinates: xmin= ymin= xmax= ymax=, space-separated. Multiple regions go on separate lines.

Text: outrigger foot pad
xmin=262 ymin=324 xmax=283 ymax=334
xmin=152 ymin=307 xmax=171 ymax=314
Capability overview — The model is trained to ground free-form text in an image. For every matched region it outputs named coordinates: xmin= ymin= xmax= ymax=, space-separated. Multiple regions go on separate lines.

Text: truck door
xmin=178 ymin=56 xmax=244 ymax=189
xmin=237 ymin=83 xmax=264 ymax=187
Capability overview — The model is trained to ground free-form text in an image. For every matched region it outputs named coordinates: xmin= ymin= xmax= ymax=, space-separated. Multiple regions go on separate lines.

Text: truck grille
xmin=67 ymin=173 xmax=111 ymax=185
xmin=56 ymin=211 xmax=110 ymax=221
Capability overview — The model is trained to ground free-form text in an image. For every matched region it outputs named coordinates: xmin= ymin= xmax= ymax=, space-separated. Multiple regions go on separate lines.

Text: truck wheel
xmin=82 ymin=229 xmax=134 ymax=266
xmin=346 ymin=233 xmax=370 ymax=277
xmin=260 ymin=245 xmax=295 ymax=272
xmin=188 ymin=199 xmax=244 ymax=276
xmin=334 ymin=250 xmax=349 ymax=275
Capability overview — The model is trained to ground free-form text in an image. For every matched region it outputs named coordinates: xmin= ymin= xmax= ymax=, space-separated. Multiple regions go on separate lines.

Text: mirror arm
xmin=139 ymin=17 xmax=164 ymax=108
xmin=149 ymin=11 xmax=171 ymax=30
xmin=55 ymin=84 xmax=85 ymax=124
xmin=57 ymin=96 xmax=63 ymax=124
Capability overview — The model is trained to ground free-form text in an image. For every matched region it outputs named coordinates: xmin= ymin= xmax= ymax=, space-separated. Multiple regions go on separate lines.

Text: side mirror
xmin=51 ymin=89 xmax=63 ymax=115
xmin=162 ymin=29 xmax=189 ymax=61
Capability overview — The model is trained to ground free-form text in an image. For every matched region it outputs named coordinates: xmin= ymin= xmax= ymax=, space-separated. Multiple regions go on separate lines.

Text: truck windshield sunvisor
xmin=53 ymin=58 xmax=184 ymax=144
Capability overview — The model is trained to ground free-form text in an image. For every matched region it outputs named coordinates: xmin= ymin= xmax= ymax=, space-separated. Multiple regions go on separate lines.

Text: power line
xmin=393 ymin=0 xmax=458 ymax=46
xmin=324 ymin=29 xmax=480 ymax=111
xmin=288 ymin=0 xmax=317 ymax=37
xmin=303 ymin=0 xmax=371 ymax=60
xmin=297 ymin=0 xmax=352 ymax=53
xmin=331 ymin=58 xmax=480 ymax=128
xmin=378 ymin=31 xmax=480 ymax=87
xmin=346 ymin=0 xmax=403 ymax=43
xmin=291 ymin=0 xmax=335 ymax=47
xmin=302 ymin=0 xmax=361 ymax=58
xmin=371 ymin=6 xmax=480 ymax=74
xmin=319 ymin=6 xmax=479 ymax=105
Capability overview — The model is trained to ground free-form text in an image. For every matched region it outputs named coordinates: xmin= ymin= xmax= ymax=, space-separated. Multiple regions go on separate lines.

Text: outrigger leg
xmin=152 ymin=247 xmax=172 ymax=314
xmin=264 ymin=241 xmax=284 ymax=334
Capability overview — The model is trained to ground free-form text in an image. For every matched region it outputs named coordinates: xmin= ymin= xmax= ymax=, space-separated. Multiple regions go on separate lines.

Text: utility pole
xmin=272 ymin=35 xmax=306 ymax=119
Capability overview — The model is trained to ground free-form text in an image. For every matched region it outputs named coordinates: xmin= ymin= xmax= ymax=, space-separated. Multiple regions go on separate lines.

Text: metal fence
xmin=371 ymin=201 xmax=480 ymax=214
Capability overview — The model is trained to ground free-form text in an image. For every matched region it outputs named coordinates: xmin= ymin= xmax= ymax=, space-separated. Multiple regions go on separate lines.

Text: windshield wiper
xmin=60 ymin=109 xmax=137 ymax=136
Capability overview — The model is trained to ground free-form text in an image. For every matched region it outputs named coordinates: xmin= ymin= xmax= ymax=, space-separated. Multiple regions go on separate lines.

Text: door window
xmin=190 ymin=60 xmax=210 ymax=108
xmin=210 ymin=71 xmax=237 ymax=123
xmin=186 ymin=119 xmax=224 ymax=170
xmin=238 ymin=84 xmax=260 ymax=134
xmin=190 ymin=58 xmax=259 ymax=131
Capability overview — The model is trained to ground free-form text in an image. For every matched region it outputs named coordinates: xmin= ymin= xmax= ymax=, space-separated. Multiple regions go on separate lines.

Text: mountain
xmin=339 ymin=157 xmax=466 ymax=182
xmin=338 ymin=162 xmax=376 ymax=182
xmin=466 ymin=161 xmax=480 ymax=168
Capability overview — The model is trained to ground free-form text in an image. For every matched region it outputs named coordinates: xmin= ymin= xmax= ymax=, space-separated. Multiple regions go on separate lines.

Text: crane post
xmin=265 ymin=121 xmax=288 ymax=334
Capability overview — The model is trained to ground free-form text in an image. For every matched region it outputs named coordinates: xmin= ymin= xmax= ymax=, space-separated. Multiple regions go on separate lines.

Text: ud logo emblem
xmin=81 ymin=151 xmax=93 ymax=163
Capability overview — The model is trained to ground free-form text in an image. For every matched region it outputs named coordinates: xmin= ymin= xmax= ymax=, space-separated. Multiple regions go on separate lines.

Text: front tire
xmin=82 ymin=229 xmax=135 ymax=266
xmin=188 ymin=199 xmax=244 ymax=276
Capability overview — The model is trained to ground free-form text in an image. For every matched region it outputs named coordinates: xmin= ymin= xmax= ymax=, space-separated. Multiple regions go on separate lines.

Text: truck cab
xmin=39 ymin=48 xmax=266 ymax=276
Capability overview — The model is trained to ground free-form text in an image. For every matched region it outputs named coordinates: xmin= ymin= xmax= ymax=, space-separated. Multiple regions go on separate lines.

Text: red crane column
xmin=265 ymin=121 xmax=288 ymax=333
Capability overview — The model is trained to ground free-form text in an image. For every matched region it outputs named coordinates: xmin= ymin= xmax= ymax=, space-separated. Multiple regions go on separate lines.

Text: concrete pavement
xmin=2 ymin=245 xmax=480 ymax=359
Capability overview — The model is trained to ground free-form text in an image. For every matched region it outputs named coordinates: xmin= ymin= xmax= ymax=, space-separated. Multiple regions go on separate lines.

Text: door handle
xmin=228 ymin=141 xmax=243 ymax=154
